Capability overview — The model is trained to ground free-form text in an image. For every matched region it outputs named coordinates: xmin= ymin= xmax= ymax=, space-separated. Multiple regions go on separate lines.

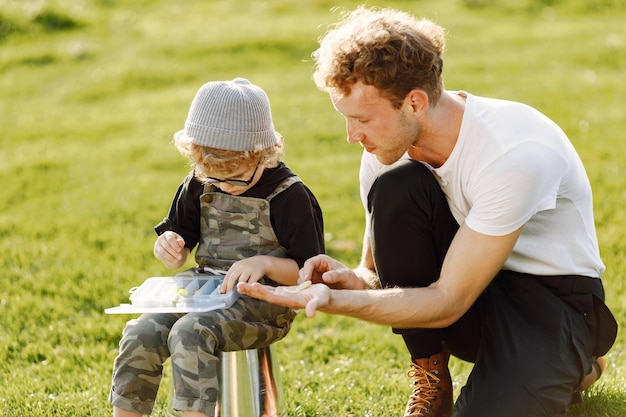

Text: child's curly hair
xmin=174 ymin=130 xmax=284 ymax=184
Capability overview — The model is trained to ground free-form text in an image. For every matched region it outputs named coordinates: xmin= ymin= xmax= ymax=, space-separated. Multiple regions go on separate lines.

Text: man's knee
xmin=368 ymin=159 xmax=440 ymax=214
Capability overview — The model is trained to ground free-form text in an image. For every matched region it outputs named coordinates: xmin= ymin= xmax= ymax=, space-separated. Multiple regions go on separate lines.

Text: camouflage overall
xmin=110 ymin=177 xmax=300 ymax=416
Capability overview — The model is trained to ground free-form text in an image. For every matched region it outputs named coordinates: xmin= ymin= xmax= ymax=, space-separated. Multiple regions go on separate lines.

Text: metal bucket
xmin=167 ymin=346 xmax=283 ymax=417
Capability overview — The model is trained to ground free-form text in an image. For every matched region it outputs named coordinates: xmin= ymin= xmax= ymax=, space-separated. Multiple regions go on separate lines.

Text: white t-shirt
xmin=360 ymin=92 xmax=604 ymax=277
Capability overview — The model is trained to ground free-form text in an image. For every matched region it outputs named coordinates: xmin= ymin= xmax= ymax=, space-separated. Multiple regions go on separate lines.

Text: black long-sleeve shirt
xmin=154 ymin=162 xmax=325 ymax=267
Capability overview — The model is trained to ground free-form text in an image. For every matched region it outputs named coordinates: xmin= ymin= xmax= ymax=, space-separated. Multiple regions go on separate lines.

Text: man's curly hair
xmin=313 ymin=6 xmax=446 ymax=108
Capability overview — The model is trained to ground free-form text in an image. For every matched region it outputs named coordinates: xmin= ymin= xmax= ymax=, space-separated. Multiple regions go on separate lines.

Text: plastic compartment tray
xmin=105 ymin=275 xmax=240 ymax=314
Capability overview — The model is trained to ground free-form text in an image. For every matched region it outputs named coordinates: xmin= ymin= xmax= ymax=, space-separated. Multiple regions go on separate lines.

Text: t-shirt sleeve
xmin=154 ymin=173 xmax=203 ymax=250
xmin=359 ymin=150 xmax=381 ymax=210
xmin=464 ymin=142 xmax=568 ymax=236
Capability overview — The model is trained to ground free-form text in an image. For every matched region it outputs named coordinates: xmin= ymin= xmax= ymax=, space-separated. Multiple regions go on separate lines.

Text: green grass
xmin=1 ymin=0 xmax=625 ymax=415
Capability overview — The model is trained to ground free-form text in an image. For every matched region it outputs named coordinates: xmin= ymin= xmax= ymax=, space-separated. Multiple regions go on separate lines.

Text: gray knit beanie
xmin=183 ymin=78 xmax=278 ymax=151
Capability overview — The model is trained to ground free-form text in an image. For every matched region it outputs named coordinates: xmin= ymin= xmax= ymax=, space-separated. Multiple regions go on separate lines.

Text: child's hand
xmin=221 ymin=257 xmax=269 ymax=293
xmin=154 ymin=231 xmax=187 ymax=269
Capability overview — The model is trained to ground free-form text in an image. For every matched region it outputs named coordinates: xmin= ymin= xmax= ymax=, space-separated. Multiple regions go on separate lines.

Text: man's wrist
xmin=353 ymin=265 xmax=379 ymax=289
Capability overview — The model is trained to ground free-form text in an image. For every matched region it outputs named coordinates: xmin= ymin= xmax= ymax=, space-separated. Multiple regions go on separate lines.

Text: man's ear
xmin=405 ymin=89 xmax=429 ymax=114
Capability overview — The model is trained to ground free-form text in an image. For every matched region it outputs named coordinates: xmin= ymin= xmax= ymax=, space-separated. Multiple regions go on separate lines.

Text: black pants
xmin=368 ymin=159 xmax=617 ymax=417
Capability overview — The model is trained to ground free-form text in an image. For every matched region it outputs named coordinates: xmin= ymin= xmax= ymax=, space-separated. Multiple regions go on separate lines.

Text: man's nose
xmin=346 ymin=121 xmax=363 ymax=144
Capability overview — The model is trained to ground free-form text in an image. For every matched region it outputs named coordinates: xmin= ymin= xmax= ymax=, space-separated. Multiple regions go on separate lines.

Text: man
xmin=238 ymin=6 xmax=617 ymax=417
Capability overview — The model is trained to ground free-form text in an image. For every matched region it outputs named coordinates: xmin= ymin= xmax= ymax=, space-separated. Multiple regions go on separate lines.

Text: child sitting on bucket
xmin=109 ymin=78 xmax=325 ymax=417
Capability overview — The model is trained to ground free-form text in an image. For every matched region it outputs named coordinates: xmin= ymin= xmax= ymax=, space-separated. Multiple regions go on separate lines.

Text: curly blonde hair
xmin=313 ymin=6 xmax=446 ymax=108
xmin=174 ymin=130 xmax=284 ymax=184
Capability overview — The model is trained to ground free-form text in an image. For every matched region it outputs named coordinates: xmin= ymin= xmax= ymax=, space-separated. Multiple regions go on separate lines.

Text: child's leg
xmin=168 ymin=297 xmax=295 ymax=416
xmin=113 ymin=406 xmax=211 ymax=417
xmin=113 ymin=407 xmax=142 ymax=417
xmin=110 ymin=313 xmax=181 ymax=415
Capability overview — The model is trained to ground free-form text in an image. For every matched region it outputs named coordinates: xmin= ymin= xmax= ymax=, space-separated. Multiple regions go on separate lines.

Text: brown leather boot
xmin=403 ymin=351 xmax=453 ymax=417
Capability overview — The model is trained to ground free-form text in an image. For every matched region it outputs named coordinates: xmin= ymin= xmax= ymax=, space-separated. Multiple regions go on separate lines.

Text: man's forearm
xmin=322 ymin=285 xmax=458 ymax=329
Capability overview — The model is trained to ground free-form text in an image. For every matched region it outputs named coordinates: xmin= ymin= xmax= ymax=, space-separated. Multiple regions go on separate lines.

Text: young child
xmin=109 ymin=78 xmax=325 ymax=417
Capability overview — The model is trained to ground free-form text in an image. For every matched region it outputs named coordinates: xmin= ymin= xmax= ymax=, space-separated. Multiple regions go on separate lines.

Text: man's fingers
xmin=284 ymin=280 xmax=312 ymax=293
xmin=238 ymin=282 xmax=308 ymax=311
xmin=298 ymin=262 xmax=315 ymax=282
xmin=305 ymin=297 xmax=319 ymax=318
xmin=237 ymin=282 xmax=275 ymax=299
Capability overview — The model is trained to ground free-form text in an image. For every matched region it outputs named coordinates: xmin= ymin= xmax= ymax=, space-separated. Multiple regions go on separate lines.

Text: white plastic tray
xmin=105 ymin=275 xmax=240 ymax=314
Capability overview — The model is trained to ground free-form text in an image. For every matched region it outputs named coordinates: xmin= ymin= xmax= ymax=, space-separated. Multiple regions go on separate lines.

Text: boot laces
xmin=405 ymin=363 xmax=441 ymax=415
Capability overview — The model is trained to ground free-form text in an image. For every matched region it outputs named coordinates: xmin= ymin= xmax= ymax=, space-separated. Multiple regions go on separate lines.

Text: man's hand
xmin=237 ymin=281 xmax=331 ymax=318
xmin=299 ymin=254 xmax=368 ymax=290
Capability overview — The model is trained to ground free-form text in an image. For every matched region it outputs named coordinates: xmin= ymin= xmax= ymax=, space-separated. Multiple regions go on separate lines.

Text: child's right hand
xmin=154 ymin=231 xmax=187 ymax=268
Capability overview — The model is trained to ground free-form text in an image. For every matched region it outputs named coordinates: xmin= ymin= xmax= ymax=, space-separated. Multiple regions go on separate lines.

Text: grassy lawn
xmin=0 ymin=0 xmax=624 ymax=415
